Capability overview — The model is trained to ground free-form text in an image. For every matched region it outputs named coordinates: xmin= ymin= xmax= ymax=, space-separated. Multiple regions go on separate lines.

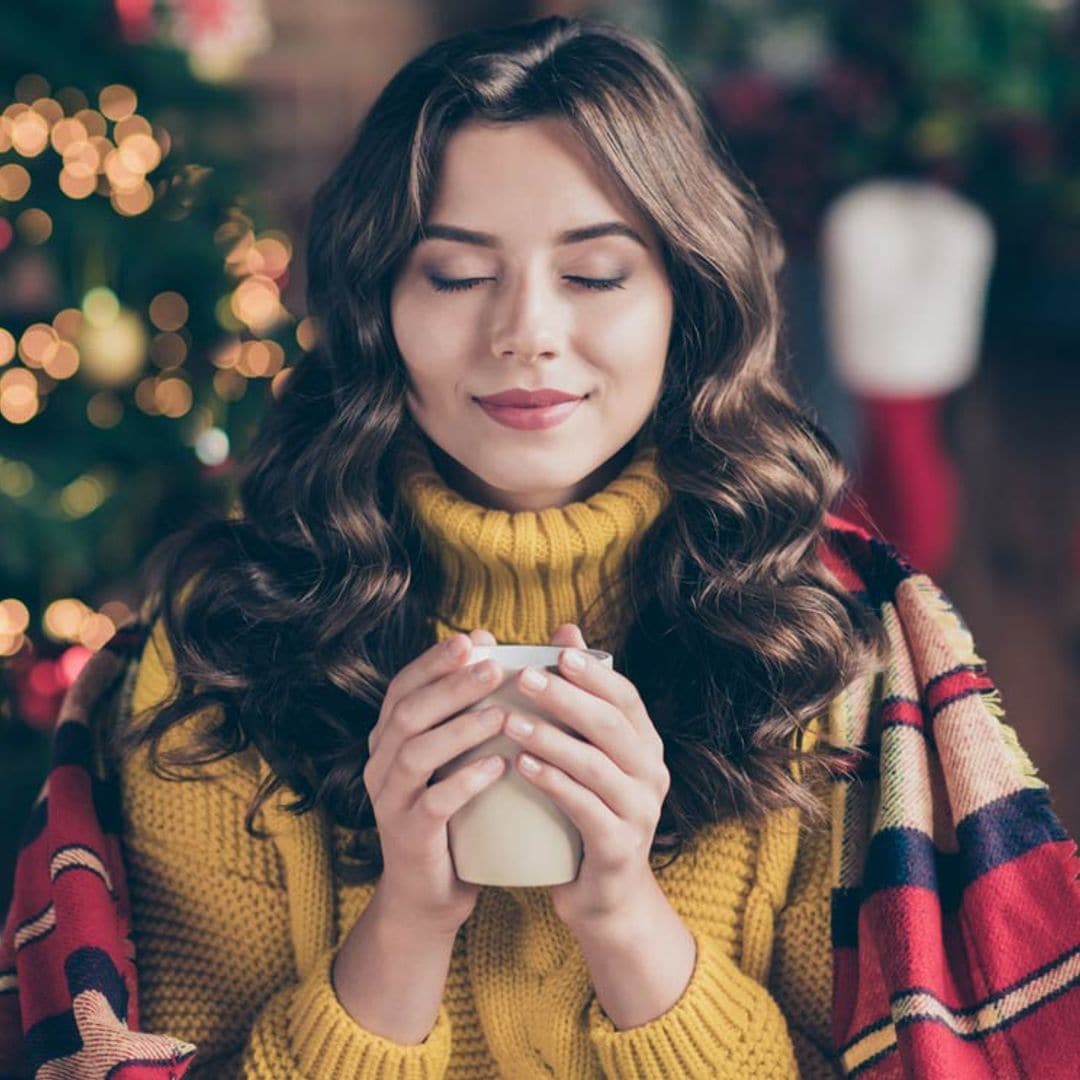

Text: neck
xmin=397 ymin=426 xmax=671 ymax=653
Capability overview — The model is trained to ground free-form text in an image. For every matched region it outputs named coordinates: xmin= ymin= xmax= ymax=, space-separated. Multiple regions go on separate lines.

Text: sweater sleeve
xmin=121 ymin=615 xmax=454 ymax=1078
xmin=586 ymin=924 xmax=801 ymax=1078
xmin=585 ymin=809 xmax=839 ymax=1079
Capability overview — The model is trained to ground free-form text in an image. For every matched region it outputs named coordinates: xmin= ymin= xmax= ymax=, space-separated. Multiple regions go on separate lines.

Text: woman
xmin=7 ymin=14 xmax=1075 ymax=1079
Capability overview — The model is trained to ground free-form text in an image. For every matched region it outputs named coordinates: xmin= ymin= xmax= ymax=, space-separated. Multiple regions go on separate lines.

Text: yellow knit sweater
xmin=120 ymin=430 xmax=839 ymax=1078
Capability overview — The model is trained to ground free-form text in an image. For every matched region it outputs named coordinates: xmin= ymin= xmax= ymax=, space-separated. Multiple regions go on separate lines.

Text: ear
xmin=548 ymin=623 xmax=588 ymax=650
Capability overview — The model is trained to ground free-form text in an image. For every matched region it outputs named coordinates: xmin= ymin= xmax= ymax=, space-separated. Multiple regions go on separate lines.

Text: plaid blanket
xmin=1 ymin=521 xmax=1077 ymax=1077
xmin=0 ymin=624 xmax=193 ymax=1079
xmin=822 ymin=520 xmax=1080 ymax=1077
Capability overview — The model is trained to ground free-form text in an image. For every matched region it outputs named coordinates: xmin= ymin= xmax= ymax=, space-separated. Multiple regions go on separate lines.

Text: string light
xmin=0 ymin=457 xmax=33 ymax=498
xmin=0 ymin=162 xmax=31 ymax=200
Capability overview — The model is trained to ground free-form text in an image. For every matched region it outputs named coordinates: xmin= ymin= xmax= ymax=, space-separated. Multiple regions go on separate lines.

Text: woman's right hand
xmin=363 ymin=629 xmax=506 ymax=937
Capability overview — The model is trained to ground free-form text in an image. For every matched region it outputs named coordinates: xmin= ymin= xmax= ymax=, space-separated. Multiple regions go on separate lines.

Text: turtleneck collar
xmin=396 ymin=426 xmax=671 ymax=654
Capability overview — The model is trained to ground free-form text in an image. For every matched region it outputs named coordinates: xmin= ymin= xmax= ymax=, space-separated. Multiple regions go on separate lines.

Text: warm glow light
xmin=111 ymin=179 xmax=154 ymax=216
xmin=42 ymin=340 xmax=79 ymax=379
xmin=270 ymin=367 xmax=293 ymax=399
xmin=151 ymin=331 xmax=187 ymax=368
xmin=114 ymin=114 xmax=152 ymax=143
xmin=59 ymin=168 xmax=96 ymax=199
xmin=31 ymin=97 xmax=63 ymax=127
xmin=0 ymin=598 xmax=30 ymax=635
xmin=212 ymin=369 xmax=247 ymax=401
xmin=0 ymin=633 xmax=25 ymax=658
xmin=134 ymin=375 xmax=160 ymax=414
xmin=43 ymin=598 xmax=91 ymax=641
xmin=118 ymin=132 xmax=161 ymax=174
xmin=99 ymin=84 xmax=137 ymax=121
xmin=16 ymin=208 xmax=52 ymax=244
xmin=154 ymin=125 xmax=172 ymax=159
xmin=295 ymin=316 xmax=319 ymax=351
xmin=0 ymin=328 xmax=15 ymax=365
xmin=53 ymin=308 xmax=83 ymax=341
xmin=212 ymin=339 xmax=240 ymax=368
xmin=51 ymin=117 xmax=89 ymax=154
xmin=11 ymin=110 xmax=50 ymax=156
xmin=79 ymin=612 xmax=117 ymax=651
xmin=0 ymin=368 xmax=39 ymax=422
xmin=0 ymin=163 xmax=32 ymax=201
xmin=154 ymin=376 xmax=193 ymax=417
xmin=74 ymin=109 xmax=107 ymax=138
xmin=15 ymin=74 xmax=50 ymax=103
xmin=82 ymin=286 xmax=120 ymax=327
xmin=195 ymin=427 xmax=230 ymax=465
xmin=56 ymin=86 xmax=89 ymax=114
xmin=103 ymin=147 xmax=143 ymax=192
xmin=87 ymin=390 xmax=123 ymax=428
xmin=0 ymin=458 xmax=34 ymax=497
xmin=231 ymin=275 xmax=282 ymax=333
xmin=149 ymin=291 xmax=189 ymax=331
xmin=62 ymin=139 xmax=101 ymax=180
xmin=247 ymin=234 xmax=292 ymax=277
xmin=18 ymin=323 xmax=59 ymax=368
xmin=60 ymin=473 xmax=108 ymax=518
xmin=237 ymin=339 xmax=271 ymax=376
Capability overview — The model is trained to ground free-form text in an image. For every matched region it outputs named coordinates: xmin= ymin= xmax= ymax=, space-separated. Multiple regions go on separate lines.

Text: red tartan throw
xmin=0 ymin=624 xmax=193 ymax=1079
xmin=822 ymin=519 xmax=1080 ymax=1078
xmin=1 ymin=521 xmax=1078 ymax=1077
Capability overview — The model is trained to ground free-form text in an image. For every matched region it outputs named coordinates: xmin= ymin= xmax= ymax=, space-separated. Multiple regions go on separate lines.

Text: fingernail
xmin=521 ymin=667 xmax=547 ymax=690
xmin=506 ymin=714 xmax=534 ymax=737
xmin=562 ymin=648 xmax=586 ymax=671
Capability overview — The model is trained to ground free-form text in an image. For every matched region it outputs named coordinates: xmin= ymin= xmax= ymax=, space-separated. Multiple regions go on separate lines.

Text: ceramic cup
xmin=431 ymin=643 xmax=614 ymax=887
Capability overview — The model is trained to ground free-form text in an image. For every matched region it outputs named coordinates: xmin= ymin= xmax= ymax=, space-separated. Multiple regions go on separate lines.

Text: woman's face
xmin=390 ymin=116 xmax=674 ymax=511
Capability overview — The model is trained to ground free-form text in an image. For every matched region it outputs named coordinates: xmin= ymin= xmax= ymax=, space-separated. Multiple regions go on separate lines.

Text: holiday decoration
xmin=1 ymin=0 xmax=303 ymax=770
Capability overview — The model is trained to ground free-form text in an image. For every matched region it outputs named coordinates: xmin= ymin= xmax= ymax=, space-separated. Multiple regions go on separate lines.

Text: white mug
xmin=432 ymin=643 xmax=614 ymax=887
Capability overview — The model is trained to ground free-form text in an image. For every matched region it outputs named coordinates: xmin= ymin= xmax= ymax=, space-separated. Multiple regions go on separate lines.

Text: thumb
xmin=549 ymin=622 xmax=588 ymax=650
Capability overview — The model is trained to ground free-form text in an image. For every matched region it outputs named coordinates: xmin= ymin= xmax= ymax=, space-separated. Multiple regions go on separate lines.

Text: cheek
xmin=584 ymin=288 xmax=671 ymax=381
xmin=392 ymin=287 xmax=475 ymax=384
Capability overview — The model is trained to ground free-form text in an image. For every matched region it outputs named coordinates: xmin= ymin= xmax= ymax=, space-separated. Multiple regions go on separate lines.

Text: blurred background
xmin=2 ymin=0 xmax=1078 ymax=912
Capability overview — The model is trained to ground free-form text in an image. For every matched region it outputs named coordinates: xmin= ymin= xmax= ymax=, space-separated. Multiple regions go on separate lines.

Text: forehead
xmin=424 ymin=117 xmax=650 ymax=247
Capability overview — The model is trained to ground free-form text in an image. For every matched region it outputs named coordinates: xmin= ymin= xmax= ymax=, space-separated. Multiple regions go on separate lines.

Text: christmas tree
xmin=0 ymin=0 xmax=297 ymax=907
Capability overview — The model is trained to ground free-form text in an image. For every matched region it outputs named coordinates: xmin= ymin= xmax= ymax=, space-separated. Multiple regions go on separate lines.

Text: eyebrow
xmin=416 ymin=221 xmax=648 ymax=250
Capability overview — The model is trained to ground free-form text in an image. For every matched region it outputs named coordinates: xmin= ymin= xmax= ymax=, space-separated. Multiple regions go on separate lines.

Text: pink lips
xmin=476 ymin=396 xmax=586 ymax=430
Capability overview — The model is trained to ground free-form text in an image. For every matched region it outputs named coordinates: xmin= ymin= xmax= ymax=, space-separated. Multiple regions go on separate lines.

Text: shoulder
xmin=126 ymin=611 xmax=263 ymax=805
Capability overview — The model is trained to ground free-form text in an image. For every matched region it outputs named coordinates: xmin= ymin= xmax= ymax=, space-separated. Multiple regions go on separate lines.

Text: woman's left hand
xmin=504 ymin=623 xmax=671 ymax=932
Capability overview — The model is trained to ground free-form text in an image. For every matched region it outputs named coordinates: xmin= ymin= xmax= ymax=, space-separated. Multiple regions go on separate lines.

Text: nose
xmin=488 ymin=267 xmax=565 ymax=362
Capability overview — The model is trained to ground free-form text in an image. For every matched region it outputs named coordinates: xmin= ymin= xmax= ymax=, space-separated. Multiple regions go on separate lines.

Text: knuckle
xmin=416 ymin=791 xmax=447 ymax=823
xmin=397 ymin=740 xmax=425 ymax=777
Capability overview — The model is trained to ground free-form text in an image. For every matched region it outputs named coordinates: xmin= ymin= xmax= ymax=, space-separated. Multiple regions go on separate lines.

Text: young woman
xmin=28 ymin=14 xmax=1070 ymax=1079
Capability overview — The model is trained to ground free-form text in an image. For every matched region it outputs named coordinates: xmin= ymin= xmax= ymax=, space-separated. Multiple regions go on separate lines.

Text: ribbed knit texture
xmin=119 ymin=430 xmax=839 ymax=1078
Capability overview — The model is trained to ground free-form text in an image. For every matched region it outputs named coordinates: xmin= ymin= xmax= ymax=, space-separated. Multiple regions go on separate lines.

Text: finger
xmin=552 ymin=646 xmax=659 ymax=745
xmin=549 ymin=623 xmax=588 ymax=649
xmin=514 ymin=663 xmax=652 ymax=777
xmin=513 ymin=748 xmax=628 ymax=864
xmin=503 ymin=712 xmax=643 ymax=821
xmin=372 ymin=703 xmax=505 ymax=812
xmin=369 ymin=643 xmax=499 ymax=759
xmin=470 ymin=628 xmax=498 ymax=646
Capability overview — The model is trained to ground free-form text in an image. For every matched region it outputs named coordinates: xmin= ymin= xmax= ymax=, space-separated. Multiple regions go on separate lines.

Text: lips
xmin=475 ymin=388 xmax=584 ymax=408
xmin=476 ymin=396 xmax=585 ymax=431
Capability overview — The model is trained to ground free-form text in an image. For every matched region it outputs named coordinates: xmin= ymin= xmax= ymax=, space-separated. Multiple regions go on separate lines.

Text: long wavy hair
xmin=120 ymin=14 xmax=885 ymax=882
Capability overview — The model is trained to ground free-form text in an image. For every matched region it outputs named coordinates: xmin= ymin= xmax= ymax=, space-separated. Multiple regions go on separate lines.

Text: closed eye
xmin=428 ymin=275 xmax=627 ymax=293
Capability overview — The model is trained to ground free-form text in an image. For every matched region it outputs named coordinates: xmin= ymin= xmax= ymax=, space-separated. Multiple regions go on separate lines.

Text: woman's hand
xmin=505 ymin=623 xmax=671 ymax=933
xmin=363 ymin=627 xmax=506 ymax=937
